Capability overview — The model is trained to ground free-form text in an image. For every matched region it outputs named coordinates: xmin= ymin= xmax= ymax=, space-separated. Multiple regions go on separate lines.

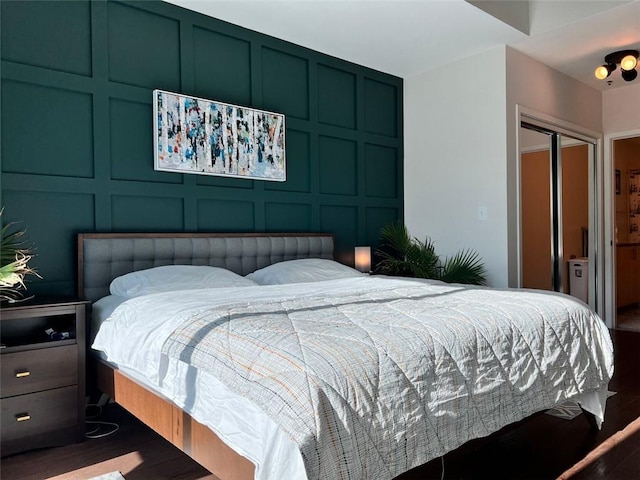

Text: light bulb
xmin=594 ymin=65 xmax=610 ymax=80
xmin=620 ymin=54 xmax=638 ymax=71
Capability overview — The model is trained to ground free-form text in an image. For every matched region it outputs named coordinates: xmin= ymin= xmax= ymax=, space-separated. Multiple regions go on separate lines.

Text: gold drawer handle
xmin=15 ymin=371 xmax=31 ymax=378
xmin=16 ymin=413 xmax=31 ymax=422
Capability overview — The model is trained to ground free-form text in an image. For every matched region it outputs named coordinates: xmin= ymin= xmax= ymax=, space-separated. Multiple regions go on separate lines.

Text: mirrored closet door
xmin=520 ymin=120 xmax=597 ymax=309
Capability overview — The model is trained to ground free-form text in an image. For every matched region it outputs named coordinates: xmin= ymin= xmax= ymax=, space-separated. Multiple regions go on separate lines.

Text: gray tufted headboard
xmin=77 ymin=233 xmax=334 ymax=303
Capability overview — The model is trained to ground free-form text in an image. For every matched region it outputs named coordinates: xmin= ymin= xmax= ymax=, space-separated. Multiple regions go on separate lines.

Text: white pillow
xmin=110 ymin=265 xmax=257 ymax=298
xmin=246 ymin=258 xmax=363 ymax=285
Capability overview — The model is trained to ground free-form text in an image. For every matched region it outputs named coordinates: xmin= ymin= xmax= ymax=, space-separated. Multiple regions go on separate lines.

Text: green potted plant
xmin=0 ymin=209 xmax=40 ymax=302
xmin=375 ymin=222 xmax=487 ymax=286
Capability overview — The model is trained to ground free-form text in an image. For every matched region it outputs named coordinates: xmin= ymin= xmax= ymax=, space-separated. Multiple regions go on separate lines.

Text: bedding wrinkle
xmin=299 ymin=300 xmax=406 ymax=478
xmin=544 ymin=311 xmax=587 ymax=400
xmin=93 ymin=277 xmax=614 ymax=480
xmin=344 ymin=294 xmax=452 ymax=461
xmin=469 ymin=325 xmax=528 ymax=435
xmin=280 ymin=306 xmax=326 ymax=479
xmin=176 ymin=310 xmax=319 ymax=421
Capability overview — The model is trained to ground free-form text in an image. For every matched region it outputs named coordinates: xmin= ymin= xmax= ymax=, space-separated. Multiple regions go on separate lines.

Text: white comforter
xmin=92 ymin=276 xmax=614 ymax=480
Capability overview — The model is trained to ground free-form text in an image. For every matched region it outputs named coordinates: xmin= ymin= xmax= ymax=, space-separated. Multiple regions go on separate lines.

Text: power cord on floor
xmin=441 ymin=456 xmax=445 ymax=480
xmin=85 ymin=402 xmax=120 ymax=439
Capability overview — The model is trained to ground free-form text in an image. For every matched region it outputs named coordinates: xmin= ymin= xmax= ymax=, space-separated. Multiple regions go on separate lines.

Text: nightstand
xmin=0 ymin=297 xmax=89 ymax=457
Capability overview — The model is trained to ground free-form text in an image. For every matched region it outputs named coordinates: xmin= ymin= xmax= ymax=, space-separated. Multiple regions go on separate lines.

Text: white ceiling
xmin=166 ymin=0 xmax=640 ymax=91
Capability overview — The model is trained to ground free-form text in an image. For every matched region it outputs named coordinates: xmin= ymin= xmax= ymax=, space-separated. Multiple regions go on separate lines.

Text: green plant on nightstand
xmin=0 ymin=209 xmax=40 ymax=302
xmin=374 ymin=222 xmax=488 ymax=286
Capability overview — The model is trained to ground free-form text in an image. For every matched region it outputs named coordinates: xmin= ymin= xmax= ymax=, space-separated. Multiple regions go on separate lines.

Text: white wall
xmin=505 ymin=48 xmax=602 ymax=132
xmin=404 ymin=47 xmax=509 ymax=287
xmin=404 ymin=45 xmax=605 ymax=288
xmin=505 ymin=46 xmax=603 ymax=286
xmin=603 ymin=83 xmax=640 ymax=133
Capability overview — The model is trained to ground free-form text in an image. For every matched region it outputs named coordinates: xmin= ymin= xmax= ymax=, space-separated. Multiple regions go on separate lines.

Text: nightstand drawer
xmin=1 ymin=345 xmax=78 ymax=398
xmin=1 ymin=385 xmax=79 ymax=457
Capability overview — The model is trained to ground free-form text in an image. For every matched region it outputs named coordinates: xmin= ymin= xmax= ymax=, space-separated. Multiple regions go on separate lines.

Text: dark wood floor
xmin=2 ymin=329 xmax=639 ymax=480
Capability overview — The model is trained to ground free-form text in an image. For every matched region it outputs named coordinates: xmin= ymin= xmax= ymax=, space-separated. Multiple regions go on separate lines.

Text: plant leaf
xmin=375 ymin=222 xmax=487 ymax=285
xmin=439 ymin=249 xmax=487 ymax=285
xmin=375 ymin=222 xmax=439 ymax=279
xmin=0 ymin=209 xmax=40 ymax=295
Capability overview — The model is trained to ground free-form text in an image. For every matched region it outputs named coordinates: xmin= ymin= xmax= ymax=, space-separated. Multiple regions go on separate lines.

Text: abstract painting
xmin=153 ymin=89 xmax=286 ymax=181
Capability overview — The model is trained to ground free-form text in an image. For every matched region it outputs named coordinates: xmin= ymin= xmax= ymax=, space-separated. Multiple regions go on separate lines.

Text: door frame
xmin=516 ymin=105 xmax=604 ymax=319
xmin=603 ymin=128 xmax=640 ymax=329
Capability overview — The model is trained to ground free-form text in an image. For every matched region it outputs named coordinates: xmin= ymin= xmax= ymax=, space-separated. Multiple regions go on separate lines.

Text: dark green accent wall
xmin=0 ymin=0 xmax=403 ymax=296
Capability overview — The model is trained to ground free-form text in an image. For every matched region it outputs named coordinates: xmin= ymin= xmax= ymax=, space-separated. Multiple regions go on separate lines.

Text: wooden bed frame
xmin=95 ymin=358 xmax=254 ymax=480
xmin=78 ymin=232 xmax=335 ymax=480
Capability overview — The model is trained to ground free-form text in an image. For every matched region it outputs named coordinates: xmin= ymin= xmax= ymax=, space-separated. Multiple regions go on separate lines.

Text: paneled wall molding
xmin=1 ymin=0 xmax=403 ymax=295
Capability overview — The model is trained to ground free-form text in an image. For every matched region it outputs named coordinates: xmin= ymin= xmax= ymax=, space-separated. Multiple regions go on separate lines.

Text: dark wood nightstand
xmin=1 ymin=297 xmax=90 ymax=457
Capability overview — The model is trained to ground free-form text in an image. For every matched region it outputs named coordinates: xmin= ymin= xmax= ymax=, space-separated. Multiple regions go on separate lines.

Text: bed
xmin=78 ymin=232 xmax=614 ymax=480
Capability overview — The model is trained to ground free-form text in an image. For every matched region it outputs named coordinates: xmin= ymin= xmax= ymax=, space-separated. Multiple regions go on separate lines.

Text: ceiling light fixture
xmin=595 ymin=49 xmax=639 ymax=83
